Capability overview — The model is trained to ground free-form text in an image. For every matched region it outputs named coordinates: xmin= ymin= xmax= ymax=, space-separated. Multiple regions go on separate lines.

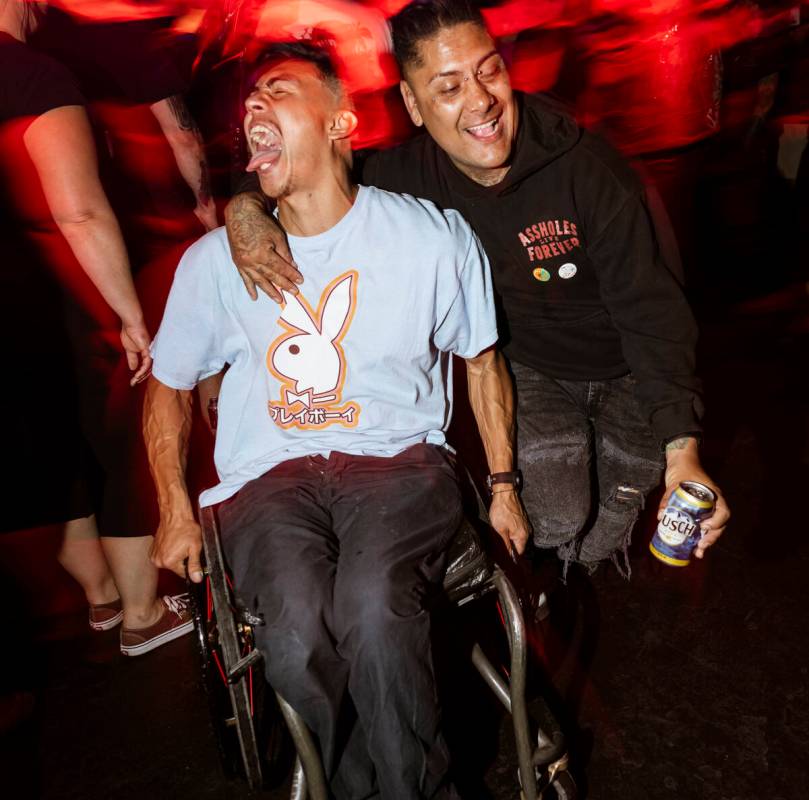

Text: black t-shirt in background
xmin=0 ymin=31 xmax=85 ymax=122
xmin=29 ymin=11 xmax=186 ymax=105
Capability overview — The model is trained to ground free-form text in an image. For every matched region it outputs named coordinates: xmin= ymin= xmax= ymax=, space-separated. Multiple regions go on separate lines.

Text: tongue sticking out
xmin=246 ymin=146 xmax=282 ymax=173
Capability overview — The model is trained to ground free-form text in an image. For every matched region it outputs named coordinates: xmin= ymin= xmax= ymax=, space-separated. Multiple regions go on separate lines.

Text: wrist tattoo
xmin=665 ymin=436 xmax=694 ymax=452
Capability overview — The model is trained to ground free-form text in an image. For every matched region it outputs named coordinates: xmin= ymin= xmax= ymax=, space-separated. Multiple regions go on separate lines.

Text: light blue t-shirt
xmin=151 ymin=185 xmax=498 ymax=507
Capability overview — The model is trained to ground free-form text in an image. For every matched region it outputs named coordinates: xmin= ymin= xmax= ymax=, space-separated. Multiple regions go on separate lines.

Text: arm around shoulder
xmin=224 ymin=185 xmax=302 ymax=303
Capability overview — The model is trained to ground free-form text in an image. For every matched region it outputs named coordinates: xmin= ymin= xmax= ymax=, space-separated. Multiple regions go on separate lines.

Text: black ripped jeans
xmin=217 ymin=444 xmax=464 ymax=800
xmin=512 ymin=361 xmax=665 ymax=574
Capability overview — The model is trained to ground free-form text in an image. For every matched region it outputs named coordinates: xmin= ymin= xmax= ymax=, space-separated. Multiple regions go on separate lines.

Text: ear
xmin=279 ymin=291 xmax=318 ymax=335
xmin=399 ymin=80 xmax=423 ymax=127
xmin=320 ymin=275 xmax=353 ymax=342
xmin=328 ymin=109 xmax=359 ymax=141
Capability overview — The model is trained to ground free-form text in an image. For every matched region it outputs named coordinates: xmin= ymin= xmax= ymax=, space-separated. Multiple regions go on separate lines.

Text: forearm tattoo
xmin=198 ymin=159 xmax=211 ymax=206
xmin=167 ymin=94 xmax=195 ymax=132
xmin=229 ymin=203 xmax=263 ymax=252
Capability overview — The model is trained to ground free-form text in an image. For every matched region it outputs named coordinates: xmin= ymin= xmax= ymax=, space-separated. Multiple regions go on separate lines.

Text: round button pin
xmin=533 ymin=267 xmax=551 ymax=282
xmin=559 ymin=263 xmax=577 ymax=279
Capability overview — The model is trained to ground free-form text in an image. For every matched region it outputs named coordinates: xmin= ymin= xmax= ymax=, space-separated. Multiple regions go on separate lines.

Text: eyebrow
xmin=254 ymin=73 xmax=301 ymax=90
xmin=427 ymin=50 xmax=500 ymax=84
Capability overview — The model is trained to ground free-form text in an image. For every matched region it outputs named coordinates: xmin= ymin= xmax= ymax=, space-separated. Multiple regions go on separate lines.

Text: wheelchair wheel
xmin=188 ymin=572 xmax=266 ymax=786
xmin=188 ymin=578 xmax=227 ymax=767
xmin=192 ymin=504 xmax=296 ymax=791
xmin=190 ymin=568 xmax=295 ymax=790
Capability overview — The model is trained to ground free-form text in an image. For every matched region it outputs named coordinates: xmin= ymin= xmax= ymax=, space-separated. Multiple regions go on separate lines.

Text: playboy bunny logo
xmin=267 ymin=271 xmax=360 ymax=429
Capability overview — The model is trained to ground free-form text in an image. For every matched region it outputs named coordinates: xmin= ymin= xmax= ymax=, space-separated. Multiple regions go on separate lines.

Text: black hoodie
xmin=361 ymin=93 xmax=703 ymax=446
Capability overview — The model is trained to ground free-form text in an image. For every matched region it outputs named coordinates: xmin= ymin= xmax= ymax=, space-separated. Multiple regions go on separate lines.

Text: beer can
xmin=650 ymin=481 xmax=716 ymax=566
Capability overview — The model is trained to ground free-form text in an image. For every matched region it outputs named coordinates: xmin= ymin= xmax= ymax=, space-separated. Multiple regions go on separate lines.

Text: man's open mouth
xmin=465 ymin=115 xmax=501 ymax=142
xmin=246 ymin=123 xmax=283 ymax=172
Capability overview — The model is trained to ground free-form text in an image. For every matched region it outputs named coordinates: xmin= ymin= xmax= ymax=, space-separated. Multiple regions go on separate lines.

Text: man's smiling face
xmin=400 ymin=22 xmax=518 ymax=187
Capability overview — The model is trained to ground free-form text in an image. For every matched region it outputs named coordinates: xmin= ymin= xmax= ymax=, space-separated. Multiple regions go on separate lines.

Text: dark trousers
xmin=217 ymin=444 xmax=464 ymax=800
xmin=512 ymin=361 xmax=665 ymax=574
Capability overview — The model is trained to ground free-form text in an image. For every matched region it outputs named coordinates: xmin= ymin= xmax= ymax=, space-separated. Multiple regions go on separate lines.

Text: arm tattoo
xmin=167 ymin=94 xmax=196 ymax=132
xmin=229 ymin=204 xmax=259 ymax=250
xmin=198 ymin=159 xmax=211 ymax=205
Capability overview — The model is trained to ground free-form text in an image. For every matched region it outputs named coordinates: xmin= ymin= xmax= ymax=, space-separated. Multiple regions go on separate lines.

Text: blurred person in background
xmin=728 ymin=3 xmax=809 ymax=324
xmin=0 ymin=0 xmax=192 ymax=659
xmin=31 ymin=5 xmax=225 ymax=563
xmin=225 ymin=0 xmax=730 ymax=576
xmin=552 ymin=0 xmax=751 ymax=289
xmin=31 ymin=1 xmax=217 ymax=236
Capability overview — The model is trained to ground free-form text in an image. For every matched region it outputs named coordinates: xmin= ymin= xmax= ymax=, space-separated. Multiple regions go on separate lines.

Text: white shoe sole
xmin=120 ymin=618 xmax=194 ymax=657
xmin=89 ymin=610 xmax=124 ymax=631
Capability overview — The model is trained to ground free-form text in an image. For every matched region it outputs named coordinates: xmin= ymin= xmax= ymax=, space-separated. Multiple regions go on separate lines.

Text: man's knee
xmin=257 ymin=591 xmax=337 ymax=688
xmin=334 ymin=570 xmax=431 ymax=656
xmin=221 ymin=537 xmax=335 ymax=680
xmin=602 ymin=483 xmax=649 ymax=515
xmin=520 ymin=430 xmax=592 ymax=547
xmin=577 ymin=483 xmax=650 ymax=564
xmin=531 ymin=506 xmax=590 ymax=548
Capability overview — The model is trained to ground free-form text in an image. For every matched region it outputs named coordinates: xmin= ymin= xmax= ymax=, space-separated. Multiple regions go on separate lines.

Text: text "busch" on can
xmin=650 ymin=481 xmax=716 ymax=567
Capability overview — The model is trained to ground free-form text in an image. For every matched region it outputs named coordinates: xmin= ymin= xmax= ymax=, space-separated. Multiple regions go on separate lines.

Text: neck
xmin=453 ymin=161 xmax=511 ymax=187
xmin=275 ymin=162 xmax=357 ymax=237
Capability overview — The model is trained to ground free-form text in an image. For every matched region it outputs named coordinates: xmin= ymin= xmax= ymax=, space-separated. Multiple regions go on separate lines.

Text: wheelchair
xmin=192 ymin=387 xmax=574 ymax=798
xmin=189 ymin=474 xmax=576 ymax=798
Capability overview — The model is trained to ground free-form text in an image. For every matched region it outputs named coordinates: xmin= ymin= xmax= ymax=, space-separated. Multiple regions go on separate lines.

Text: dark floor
xmin=1 ymin=294 xmax=807 ymax=800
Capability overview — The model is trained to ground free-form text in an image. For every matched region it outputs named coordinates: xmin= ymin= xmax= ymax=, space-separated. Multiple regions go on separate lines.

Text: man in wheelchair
xmin=143 ymin=41 xmax=529 ymax=799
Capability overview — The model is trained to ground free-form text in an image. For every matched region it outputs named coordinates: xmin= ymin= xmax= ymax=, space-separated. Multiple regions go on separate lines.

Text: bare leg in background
xmin=58 ymin=515 xmax=119 ymax=606
xmin=100 ymin=535 xmax=163 ymax=628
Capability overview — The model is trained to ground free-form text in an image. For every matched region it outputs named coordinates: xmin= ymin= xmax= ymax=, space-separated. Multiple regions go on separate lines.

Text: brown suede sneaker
xmin=89 ymin=599 xmax=123 ymax=631
xmin=120 ymin=594 xmax=193 ymax=656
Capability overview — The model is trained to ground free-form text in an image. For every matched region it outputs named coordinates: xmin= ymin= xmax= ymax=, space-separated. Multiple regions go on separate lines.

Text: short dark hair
xmin=391 ymin=0 xmax=486 ymax=74
xmin=247 ymin=39 xmax=343 ymax=98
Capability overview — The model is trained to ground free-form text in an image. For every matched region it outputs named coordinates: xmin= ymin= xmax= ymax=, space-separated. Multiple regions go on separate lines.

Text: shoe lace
xmin=164 ymin=593 xmax=190 ymax=616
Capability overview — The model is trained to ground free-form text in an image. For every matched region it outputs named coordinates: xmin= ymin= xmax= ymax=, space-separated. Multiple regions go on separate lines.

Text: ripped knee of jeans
xmin=568 ymin=484 xmax=649 ymax=580
xmin=606 ymin=484 xmax=646 ymax=511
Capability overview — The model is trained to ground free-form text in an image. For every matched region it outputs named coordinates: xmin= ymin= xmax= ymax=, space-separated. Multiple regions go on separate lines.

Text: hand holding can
xmin=650 ymin=481 xmax=716 ymax=566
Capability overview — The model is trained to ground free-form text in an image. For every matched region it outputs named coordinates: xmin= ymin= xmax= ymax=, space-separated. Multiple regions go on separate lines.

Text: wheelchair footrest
xmin=227 ymin=648 xmax=263 ymax=684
